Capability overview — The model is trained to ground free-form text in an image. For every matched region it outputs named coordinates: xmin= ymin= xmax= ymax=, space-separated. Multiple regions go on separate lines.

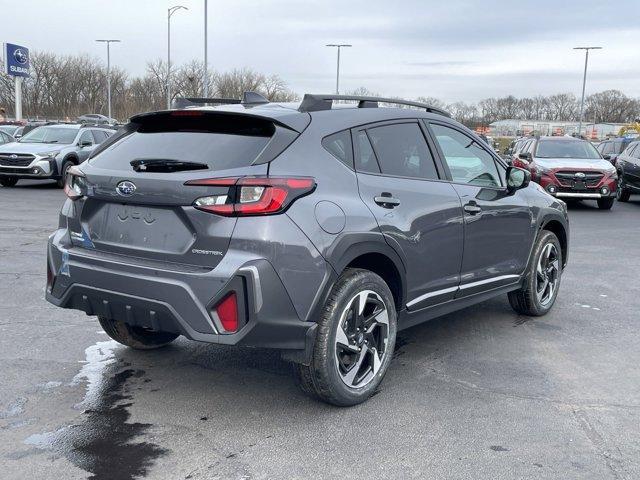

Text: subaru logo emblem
xmin=13 ymin=48 xmax=28 ymax=65
xmin=574 ymin=172 xmax=586 ymax=179
xmin=116 ymin=180 xmax=136 ymax=196
xmin=10 ymin=154 xmax=18 ymax=159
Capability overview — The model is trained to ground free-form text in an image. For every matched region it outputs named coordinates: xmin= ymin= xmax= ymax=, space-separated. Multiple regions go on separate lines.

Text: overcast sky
xmin=3 ymin=0 xmax=639 ymax=102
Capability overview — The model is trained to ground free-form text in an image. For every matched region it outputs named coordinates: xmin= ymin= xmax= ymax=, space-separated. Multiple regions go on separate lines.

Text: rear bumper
xmin=45 ymin=229 xmax=316 ymax=350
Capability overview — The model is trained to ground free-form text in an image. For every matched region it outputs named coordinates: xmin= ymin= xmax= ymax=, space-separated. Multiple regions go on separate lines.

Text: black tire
xmin=617 ymin=178 xmax=631 ymax=202
xmin=0 ymin=177 xmax=18 ymax=187
xmin=56 ymin=160 xmax=74 ymax=188
xmin=293 ymin=268 xmax=397 ymax=406
xmin=597 ymin=197 xmax=614 ymax=210
xmin=98 ymin=316 xmax=179 ymax=350
xmin=508 ymin=230 xmax=562 ymax=317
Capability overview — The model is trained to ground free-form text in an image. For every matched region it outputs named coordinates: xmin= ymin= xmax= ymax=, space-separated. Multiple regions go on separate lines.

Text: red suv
xmin=511 ymin=136 xmax=617 ymax=210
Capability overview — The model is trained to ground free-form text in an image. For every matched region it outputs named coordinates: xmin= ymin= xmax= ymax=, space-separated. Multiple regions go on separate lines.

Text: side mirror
xmin=79 ymin=140 xmax=93 ymax=148
xmin=506 ymin=166 xmax=530 ymax=193
xmin=518 ymin=152 xmax=531 ymax=161
xmin=602 ymin=154 xmax=611 ymax=160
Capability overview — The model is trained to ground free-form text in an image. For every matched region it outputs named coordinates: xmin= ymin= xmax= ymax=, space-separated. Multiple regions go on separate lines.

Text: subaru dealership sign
xmin=4 ymin=43 xmax=30 ymax=77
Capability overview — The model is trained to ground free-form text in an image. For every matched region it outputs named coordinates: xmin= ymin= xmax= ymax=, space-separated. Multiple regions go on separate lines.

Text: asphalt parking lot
xmin=1 ymin=180 xmax=639 ymax=480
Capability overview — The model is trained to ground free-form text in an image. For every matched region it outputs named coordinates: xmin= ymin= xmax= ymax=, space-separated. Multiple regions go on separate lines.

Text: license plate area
xmin=84 ymin=202 xmax=194 ymax=254
xmin=572 ymin=181 xmax=586 ymax=190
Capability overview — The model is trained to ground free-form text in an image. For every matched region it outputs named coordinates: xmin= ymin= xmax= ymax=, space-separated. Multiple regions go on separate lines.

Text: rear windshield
xmin=89 ymin=113 xmax=274 ymax=171
xmin=535 ymin=140 xmax=600 ymax=159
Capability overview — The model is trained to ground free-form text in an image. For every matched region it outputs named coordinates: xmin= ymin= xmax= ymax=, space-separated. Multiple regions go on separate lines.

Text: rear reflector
xmin=216 ymin=292 xmax=238 ymax=333
xmin=186 ymin=176 xmax=315 ymax=216
xmin=46 ymin=261 xmax=55 ymax=293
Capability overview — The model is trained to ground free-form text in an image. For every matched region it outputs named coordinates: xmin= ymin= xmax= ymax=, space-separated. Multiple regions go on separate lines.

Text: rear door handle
xmin=374 ymin=194 xmax=400 ymax=208
xmin=463 ymin=202 xmax=482 ymax=215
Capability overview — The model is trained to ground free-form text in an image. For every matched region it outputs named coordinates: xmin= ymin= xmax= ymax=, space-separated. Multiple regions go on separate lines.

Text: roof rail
xmin=172 ymin=91 xmax=270 ymax=109
xmin=298 ymin=94 xmax=451 ymax=117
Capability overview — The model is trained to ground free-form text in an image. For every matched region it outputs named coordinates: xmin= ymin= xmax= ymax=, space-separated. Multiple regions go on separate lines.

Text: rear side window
xmin=322 ymin=130 xmax=353 ymax=169
xmin=367 ymin=123 xmax=439 ymax=180
xmin=89 ymin=114 xmax=274 ymax=171
xmin=355 ymin=131 xmax=380 ymax=174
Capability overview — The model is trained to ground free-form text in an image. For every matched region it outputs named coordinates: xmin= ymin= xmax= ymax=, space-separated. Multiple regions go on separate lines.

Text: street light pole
xmin=203 ymin=0 xmax=208 ymax=97
xmin=326 ymin=44 xmax=351 ymax=94
xmin=573 ymin=46 xmax=602 ymax=137
xmin=95 ymin=39 xmax=120 ymax=120
xmin=167 ymin=5 xmax=188 ymax=109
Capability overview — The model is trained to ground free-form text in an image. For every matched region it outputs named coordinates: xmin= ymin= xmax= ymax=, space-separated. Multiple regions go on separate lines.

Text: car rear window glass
xmin=367 ymin=123 xmax=439 ymax=180
xmin=535 ymin=140 xmax=600 ymax=159
xmin=89 ymin=114 xmax=273 ymax=171
xmin=322 ymin=130 xmax=353 ymax=169
xmin=354 ymin=131 xmax=381 ymax=174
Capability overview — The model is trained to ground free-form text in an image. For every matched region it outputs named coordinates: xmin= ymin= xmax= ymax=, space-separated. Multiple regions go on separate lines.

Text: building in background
xmin=489 ymin=119 xmax=626 ymax=140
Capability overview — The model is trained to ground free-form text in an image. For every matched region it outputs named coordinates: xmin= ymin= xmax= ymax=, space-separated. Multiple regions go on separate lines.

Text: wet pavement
xmin=1 ymin=180 xmax=640 ymax=479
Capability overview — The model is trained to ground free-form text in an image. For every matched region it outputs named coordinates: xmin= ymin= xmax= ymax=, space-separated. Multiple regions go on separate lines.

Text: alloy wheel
xmin=536 ymin=243 xmax=560 ymax=306
xmin=334 ymin=290 xmax=390 ymax=388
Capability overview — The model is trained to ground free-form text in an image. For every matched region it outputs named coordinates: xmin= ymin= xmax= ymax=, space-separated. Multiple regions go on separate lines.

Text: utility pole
xmin=326 ymin=44 xmax=352 ymax=94
xmin=573 ymin=46 xmax=602 ymax=137
xmin=96 ymin=39 xmax=120 ymax=120
xmin=167 ymin=5 xmax=189 ymax=109
xmin=203 ymin=0 xmax=208 ymax=97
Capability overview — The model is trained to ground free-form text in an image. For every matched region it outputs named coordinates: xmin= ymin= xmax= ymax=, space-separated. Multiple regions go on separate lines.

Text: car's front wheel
xmin=597 ymin=197 xmax=615 ymax=210
xmin=0 ymin=177 xmax=18 ymax=187
xmin=508 ymin=230 xmax=562 ymax=316
xmin=617 ymin=178 xmax=631 ymax=202
xmin=98 ymin=316 xmax=179 ymax=349
xmin=294 ymin=268 xmax=397 ymax=406
xmin=56 ymin=160 xmax=73 ymax=188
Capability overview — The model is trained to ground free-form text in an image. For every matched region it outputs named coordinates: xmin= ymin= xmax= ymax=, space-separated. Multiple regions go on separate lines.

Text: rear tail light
xmin=215 ymin=292 xmax=238 ymax=333
xmin=64 ymin=166 xmax=87 ymax=201
xmin=186 ymin=177 xmax=315 ymax=216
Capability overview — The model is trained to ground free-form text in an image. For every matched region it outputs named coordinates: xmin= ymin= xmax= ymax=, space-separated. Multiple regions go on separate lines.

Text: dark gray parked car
xmin=0 ymin=123 xmax=114 ymax=187
xmin=46 ymin=93 xmax=569 ymax=405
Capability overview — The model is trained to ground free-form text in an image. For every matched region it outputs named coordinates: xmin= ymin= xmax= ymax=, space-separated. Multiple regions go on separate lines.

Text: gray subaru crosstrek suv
xmin=0 ymin=123 xmax=114 ymax=188
xmin=46 ymin=93 xmax=569 ymax=406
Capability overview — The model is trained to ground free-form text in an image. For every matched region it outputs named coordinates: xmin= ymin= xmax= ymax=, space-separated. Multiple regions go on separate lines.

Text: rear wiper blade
xmin=130 ymin=159 xmax=209 ymax=173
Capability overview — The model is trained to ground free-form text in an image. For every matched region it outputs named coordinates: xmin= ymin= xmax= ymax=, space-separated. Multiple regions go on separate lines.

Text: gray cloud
xmin=3 ymin=0 xmax=639 ymax=102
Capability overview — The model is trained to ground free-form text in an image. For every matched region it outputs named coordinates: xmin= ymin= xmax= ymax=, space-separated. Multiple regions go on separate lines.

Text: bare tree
xmin=2 ymin=50 xmax=639 ymax=128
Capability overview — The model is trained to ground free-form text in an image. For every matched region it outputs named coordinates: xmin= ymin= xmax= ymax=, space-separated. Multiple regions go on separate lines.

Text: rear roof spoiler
xmin=298 ymin=94 xmax=451 ymax=117
xmin=172 ymin=91 xmax=270 ymax=109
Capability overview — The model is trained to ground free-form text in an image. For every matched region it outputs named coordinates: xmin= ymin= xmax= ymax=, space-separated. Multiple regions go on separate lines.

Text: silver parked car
xmin=0 ymin=123 xmax=115 ymax=187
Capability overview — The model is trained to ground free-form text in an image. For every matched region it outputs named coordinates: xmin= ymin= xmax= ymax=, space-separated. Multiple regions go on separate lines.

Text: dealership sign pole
xmin=3 ymin=43 xmax=30 ymax=121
